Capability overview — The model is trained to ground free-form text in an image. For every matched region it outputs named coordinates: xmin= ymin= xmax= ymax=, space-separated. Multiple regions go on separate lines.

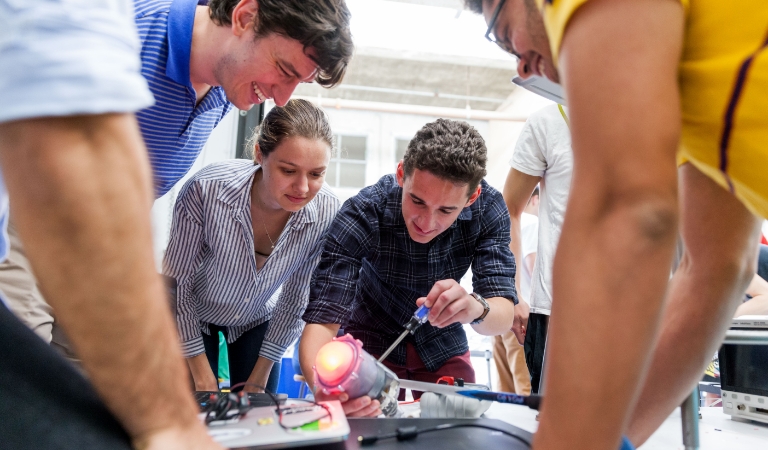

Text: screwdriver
xmin=377 ymin=304 xmax=431 ymax=362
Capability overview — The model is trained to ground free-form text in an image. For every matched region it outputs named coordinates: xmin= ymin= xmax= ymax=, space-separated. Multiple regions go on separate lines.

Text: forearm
xmin=0 ymin=115 xmax=200 ymax=440
xmin=245 ymin=357 xmax=275 ymax=392
xmin=470 ymin=296 xmax=515 ymax=335
xmin=187 ymin=353 xmax=218 ymax=390
xmin=299 ymin=323 xmax=340 ymax=389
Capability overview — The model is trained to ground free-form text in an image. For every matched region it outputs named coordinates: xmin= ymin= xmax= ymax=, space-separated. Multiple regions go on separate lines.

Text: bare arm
xmin=0 ymin=114 xmax=220 ymax=449
xmin=502 ymin=168 xmax=541 ymax=301
xmin=299 ymin=323 xmax=340 ymax=390
xmin=734 ymin=274 xmax=768 ymax=317
xmin=533 ymin=1 xmax=684 ymax=450
xmin=187 ymin=354 xmax=219 ymax=391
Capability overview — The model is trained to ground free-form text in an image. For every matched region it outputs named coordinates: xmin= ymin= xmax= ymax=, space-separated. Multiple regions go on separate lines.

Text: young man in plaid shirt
xmin=300 ymin=119 xmax=524 ymax=416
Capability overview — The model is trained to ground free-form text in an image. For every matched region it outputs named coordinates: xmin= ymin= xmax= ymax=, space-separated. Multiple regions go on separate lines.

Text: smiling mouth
xmin=252 ymin=82 xmax=267 ymax=103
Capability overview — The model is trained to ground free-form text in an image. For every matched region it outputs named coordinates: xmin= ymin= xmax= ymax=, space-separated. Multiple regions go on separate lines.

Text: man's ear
xmin=396 ymin=161 xmax=405 ymax=187
xmin=465 ymin=184 xmax=482 ymax=207
xmin=231 ymin=0 xmax=258 ymax=37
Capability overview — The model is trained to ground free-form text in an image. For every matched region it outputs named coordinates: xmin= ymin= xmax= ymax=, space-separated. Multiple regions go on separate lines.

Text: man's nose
xmin=272 ymin=80 xmax=302 ymax=107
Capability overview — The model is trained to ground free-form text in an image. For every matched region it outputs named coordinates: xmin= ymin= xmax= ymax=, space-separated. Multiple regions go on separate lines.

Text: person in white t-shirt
xmin=503 ymin=104 xmax=572 ymax=394
xmin=493 ymin=188 xmax=539 ymax=394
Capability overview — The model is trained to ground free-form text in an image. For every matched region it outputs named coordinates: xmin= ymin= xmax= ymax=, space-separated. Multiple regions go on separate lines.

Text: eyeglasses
xmin=484 ymin=0 xmax=519 ymax=59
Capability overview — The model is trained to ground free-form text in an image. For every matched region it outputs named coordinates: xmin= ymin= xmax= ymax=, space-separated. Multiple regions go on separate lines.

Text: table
xmin=483 ymin=404 xmax=768 ymax=449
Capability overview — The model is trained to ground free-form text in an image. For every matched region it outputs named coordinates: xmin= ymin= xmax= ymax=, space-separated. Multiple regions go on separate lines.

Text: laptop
xmin=204 ymin=400 xmax=349 ymax=449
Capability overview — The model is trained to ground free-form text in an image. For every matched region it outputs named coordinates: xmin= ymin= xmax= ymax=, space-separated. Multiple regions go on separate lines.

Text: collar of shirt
xmin=216 ymin=163 xmax=319 ymax=227
xmin=166 ymin=0 xmax=228 ymax=105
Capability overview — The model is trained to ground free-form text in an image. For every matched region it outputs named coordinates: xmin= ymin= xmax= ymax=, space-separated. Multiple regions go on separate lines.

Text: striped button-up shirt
xmin=164 ymin=160 xmax=340 ymax=361
xmin=303 ymin=175 xmax=517 ymax=372
xmin=134 ymin=0 xmax=233 ymax=198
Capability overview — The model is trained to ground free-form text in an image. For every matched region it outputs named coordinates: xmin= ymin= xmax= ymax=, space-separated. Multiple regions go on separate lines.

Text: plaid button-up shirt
xmin=303 ymin=175 xmax=517 ymax=372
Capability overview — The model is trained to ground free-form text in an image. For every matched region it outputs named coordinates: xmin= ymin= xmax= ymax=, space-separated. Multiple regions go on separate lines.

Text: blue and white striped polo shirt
xmin=134 ymin=0 xmax=233 ymax=197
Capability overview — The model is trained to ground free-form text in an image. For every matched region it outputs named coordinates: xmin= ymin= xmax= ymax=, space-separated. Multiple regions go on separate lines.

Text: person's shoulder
xmin=477 ymin=180 xmax=504 ymax=204
xmin=349 ymin=174 xmax=397 ymax=206
xmin=190 ymin=159 xmax=254 ymax=183
xmin=473 ymin=180 xmax=509 ymax=219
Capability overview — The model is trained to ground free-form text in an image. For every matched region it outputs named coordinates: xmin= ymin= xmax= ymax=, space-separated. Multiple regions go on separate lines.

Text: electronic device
xmin=314 ymin=334 xmax=401 ymax=417
xmin=719 ymin=316 xmax=768 ymax=424
xmin=512 ymin=75 xmax=566 ymax=104
xmin=204 ymin=399 xmax=349 ymax=449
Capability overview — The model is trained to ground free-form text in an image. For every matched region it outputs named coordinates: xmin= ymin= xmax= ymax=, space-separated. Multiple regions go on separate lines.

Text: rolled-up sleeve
xmin=260 ymin=197 xmax=341 ymax=362
xmin=302 ymin=197 xmax=377 ymax=325
xmin=163 ymin=179 xmax=207 ymax=358
xmin=471 ymin=192 xmax=518 ymax=304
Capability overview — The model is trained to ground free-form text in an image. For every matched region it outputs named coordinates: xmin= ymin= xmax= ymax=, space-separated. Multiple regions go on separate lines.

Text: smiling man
xmin=137 ymin=0 xmax=353 ymax=197
xmin=465 ymin=1 xmax=768 ymax=450
xmin=299 ymin=119 xmax=521 ymax=417
xmin=0 ymin=0 xmax=352 ymax=364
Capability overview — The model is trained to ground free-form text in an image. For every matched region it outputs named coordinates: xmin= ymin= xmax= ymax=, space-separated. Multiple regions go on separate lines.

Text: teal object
xmin=218 ymin=331 xmax=230 ymax=383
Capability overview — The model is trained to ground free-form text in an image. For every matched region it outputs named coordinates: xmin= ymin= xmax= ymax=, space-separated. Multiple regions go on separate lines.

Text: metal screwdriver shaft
xmin=378 ymin=305 xmax=431 ymax=362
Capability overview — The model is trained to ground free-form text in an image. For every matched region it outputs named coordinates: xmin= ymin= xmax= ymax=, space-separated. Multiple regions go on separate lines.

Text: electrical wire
xmin=358 ymin=422 xmax=532 ymax=448
xmin=208 ymin=382 xmax=330 ymax=430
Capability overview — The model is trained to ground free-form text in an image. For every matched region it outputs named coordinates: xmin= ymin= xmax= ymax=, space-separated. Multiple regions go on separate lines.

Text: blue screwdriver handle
xmin=413 ymin=304 xmax=430 ymax=324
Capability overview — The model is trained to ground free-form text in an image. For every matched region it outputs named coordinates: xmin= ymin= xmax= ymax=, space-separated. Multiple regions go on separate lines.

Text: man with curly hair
xmin=299 ymin=119 xmax=523 ymax=416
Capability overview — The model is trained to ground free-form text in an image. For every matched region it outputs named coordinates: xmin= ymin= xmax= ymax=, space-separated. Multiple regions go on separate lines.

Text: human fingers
xmin=428 ymin=282 xmax=466 ymax=322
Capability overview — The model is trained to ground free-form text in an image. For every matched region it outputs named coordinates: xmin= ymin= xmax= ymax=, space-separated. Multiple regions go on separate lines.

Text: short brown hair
xmin=403 ymin=119 xmax=487 ymax=194
xmin=209 ymin=0 xmax=353 ymax=87
xmin=248 ymin=99 xmax=333 ymax=162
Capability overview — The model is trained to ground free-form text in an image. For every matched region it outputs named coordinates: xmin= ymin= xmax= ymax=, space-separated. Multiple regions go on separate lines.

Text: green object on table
xmin=218 ymin=331 xmax=230 ymax=383
xmin=298 ymin=420 xmax=320 ymax=431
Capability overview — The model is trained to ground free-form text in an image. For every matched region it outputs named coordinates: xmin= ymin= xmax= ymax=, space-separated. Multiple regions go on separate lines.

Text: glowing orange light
xmin=315 ymin=341 xmax=355 ymax=385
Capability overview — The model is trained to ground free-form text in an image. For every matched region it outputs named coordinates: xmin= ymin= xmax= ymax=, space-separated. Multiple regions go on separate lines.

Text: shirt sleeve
xmin=162 ymin=178 xmax=207 ymax=358
xmin=259 ymin=196 xmax=341 ymax=362
xmin=302 ymin=196 xmax=377 ymax=325
xmin=510 ymin=113 xmax=548 ymax=177
xmin=471 ymin=191 xmax=518 ymax=304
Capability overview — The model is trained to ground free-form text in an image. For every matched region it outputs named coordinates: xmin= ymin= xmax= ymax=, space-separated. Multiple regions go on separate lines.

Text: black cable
xmin=358 ymin=423 xmax=531 ymax=448
xmin=218 ymin=382 xmax=330 ymax=430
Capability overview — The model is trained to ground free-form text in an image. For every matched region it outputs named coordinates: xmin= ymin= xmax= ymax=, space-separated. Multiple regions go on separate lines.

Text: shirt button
xmin=234 ymin=314 xmax=241 ymax=320
xmin=244 ymin=298 xmax=250 ymax=303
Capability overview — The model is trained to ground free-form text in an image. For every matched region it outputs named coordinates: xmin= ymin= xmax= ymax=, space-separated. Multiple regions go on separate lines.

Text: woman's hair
xmin=247 ymin=99 xmax=333 ymax=162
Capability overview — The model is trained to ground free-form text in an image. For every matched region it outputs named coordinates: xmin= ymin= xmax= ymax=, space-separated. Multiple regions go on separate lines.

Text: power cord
xmin=358 ymin=422 xmax=531 ymax=448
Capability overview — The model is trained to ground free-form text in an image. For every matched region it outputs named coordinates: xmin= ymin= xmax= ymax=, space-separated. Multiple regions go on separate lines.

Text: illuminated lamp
xmin=314 ymin=334 xmax=400 ymax=417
